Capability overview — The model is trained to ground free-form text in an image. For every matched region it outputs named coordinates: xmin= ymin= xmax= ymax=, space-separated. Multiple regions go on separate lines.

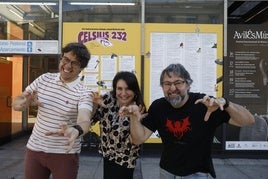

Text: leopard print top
xmin=92 ymin=92 xmax=141 ymax=168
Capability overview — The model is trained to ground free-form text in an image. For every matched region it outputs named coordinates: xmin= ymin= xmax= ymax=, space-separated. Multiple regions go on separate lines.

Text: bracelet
xmin=73 ymin=125 xmax=84 ymax=137
xmin=223 ymin=98 xmax=229 ymax=110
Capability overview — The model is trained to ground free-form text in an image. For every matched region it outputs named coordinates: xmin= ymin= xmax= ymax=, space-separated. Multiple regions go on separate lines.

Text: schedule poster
xmin=224 ymin=25 xmax=268 ymax=150
xmin=150 ymin=32 xmax=217 ymax=104
xmin=143 ymin=24 xmax=223 ymax=144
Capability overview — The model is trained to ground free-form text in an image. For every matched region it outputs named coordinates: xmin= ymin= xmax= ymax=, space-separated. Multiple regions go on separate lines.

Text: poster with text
xmin=224 ymin=24 xmax=268 ymax=150
xmin=144 ymin=24 xmax=223 ymax=144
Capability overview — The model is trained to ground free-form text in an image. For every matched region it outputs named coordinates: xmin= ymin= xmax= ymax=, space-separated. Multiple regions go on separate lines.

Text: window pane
xmin=145 ymin=0 xmax=223 ymax=24
xmin=0 ymin=0 xmax=59 ymax=40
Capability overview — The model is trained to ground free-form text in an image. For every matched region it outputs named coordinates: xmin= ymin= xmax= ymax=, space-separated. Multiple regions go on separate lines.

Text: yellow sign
xmin=63 ymin=23 xmax=142 ymax=136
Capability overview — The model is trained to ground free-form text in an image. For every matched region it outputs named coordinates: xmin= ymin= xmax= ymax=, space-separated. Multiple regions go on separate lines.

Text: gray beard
xmin=166 ymin=94 xmax=185 ymax=107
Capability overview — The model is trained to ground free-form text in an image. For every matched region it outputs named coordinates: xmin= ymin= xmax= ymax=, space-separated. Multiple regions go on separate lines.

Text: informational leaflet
xmin=84 ymin=54 xmax=136 ymax=90
xmin=84 ymin=55 xmax=99 ymax=72
xmin=100 ymin=55 xmax=117 ymax=81
xmin=119 ymin=55 xmax=135 ymax=73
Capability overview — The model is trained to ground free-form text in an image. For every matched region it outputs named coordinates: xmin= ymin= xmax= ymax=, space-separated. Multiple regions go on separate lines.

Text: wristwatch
xmin=223 ymin=98 xmax=229 ymax=110
xmin=73 ymin=125 xmax=84 ymax=137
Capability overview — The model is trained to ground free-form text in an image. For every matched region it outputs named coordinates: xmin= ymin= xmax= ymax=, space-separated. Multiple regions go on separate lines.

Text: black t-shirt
xmin=142 ymin=92 xmax=230 ymax=178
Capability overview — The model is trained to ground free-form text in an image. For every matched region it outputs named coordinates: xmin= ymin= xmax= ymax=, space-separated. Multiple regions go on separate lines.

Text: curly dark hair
xmin=61 ymin=42 xmax=91 ymax=68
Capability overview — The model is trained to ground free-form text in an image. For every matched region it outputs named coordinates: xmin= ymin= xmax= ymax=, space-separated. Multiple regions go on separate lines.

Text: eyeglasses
xmin=60 ymin=56 xmax=81 ymax=68
xmin=162 ymin=80 xmax=186 ymax=88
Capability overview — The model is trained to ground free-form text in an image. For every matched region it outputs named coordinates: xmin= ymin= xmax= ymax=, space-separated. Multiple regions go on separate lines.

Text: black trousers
xmin=103 ymin=158 xmax=134 ymax=179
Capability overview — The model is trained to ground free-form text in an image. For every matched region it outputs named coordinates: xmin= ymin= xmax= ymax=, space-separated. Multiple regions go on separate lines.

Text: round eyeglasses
xmin=60 ymin=56 xmax=81 ymax=68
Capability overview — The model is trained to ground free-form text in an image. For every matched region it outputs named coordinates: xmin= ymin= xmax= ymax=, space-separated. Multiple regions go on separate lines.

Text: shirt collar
xmin=56 ymin=73 xmax=81 ymax=88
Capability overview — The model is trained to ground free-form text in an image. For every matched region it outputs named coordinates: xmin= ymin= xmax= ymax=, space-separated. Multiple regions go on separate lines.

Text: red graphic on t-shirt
xmin=166 ymin=117 xmax=191 ymax=139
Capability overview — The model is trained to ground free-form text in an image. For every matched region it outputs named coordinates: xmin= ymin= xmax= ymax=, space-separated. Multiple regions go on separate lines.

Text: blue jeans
xmin=160 ymin=168 xmax=209 ymax=179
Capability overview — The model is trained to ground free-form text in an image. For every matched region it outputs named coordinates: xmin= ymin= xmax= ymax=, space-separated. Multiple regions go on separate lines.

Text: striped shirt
xmin=25 ymin=73 xmax=93 ymax=154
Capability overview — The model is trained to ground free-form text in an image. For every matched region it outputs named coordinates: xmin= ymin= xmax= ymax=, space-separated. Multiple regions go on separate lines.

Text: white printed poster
xmin=150 ymin=32 xmax=217 ymax=104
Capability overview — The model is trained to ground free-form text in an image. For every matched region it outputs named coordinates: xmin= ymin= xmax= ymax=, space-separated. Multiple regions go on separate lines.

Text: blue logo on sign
xmin=27 ymin=42 xmax=32 ymax=47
